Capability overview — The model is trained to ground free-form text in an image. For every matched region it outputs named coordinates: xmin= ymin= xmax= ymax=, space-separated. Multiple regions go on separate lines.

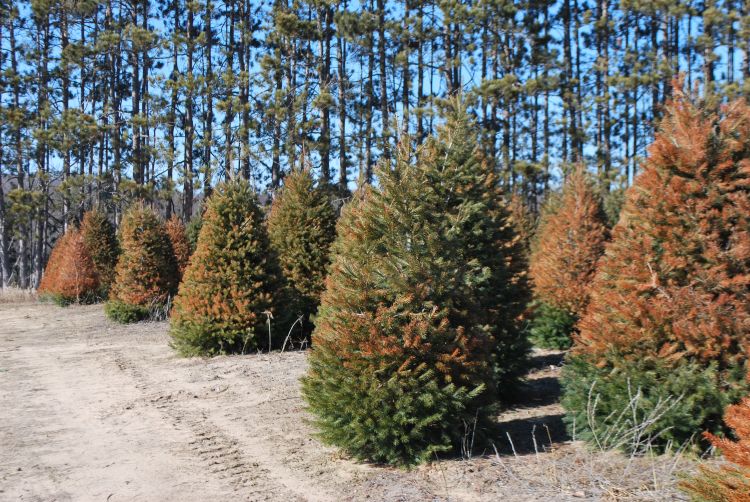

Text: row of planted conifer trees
xmin=37 ymin=91 xmax=750 ymax=493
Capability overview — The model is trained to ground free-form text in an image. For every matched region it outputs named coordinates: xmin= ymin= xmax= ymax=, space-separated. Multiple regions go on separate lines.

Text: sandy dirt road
xmin=0 ymin=302 xmax=688 ymax=501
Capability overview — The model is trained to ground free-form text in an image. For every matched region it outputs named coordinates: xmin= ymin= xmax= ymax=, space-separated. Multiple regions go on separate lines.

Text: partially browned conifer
xmin=681 ymin=398 xmax=750 ymax=501
xmin=39 ymin=228 xmax=100 ymax=305
xmin=529 ymin=166 xmax=607 ymax=317
xmin=562 ymin=87 xmax=750 ymax=450
xmin=105 ymin=205 xmax=178 ymax=323
xmin=165 ymin=215 xmax=190 ymax=279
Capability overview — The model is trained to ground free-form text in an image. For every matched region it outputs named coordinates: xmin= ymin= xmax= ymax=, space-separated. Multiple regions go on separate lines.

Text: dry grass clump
xmin=0 ymin=287 xmax=37 ymax=304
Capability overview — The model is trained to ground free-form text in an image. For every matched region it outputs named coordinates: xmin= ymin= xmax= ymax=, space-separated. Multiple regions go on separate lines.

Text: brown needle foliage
xmin=165 ymin=214 xmax=191 ymax=279
xmin=529 ymin=166 xmax=608 ymax=317
xmin=682 ymin=397 xmax=750 ymax=501
xmin=38 ymin=228 xmax=100 ymax=304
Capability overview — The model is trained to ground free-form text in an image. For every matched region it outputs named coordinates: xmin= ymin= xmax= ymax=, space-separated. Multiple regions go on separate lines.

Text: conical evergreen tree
xmin=267 ymin=169 xmax=337 ymax=339
xmin=562 ymin=90 xmax=750 ymax=451
xmin=681 ymin=397 xmax=750 ymax=501
xmin=527 ymin=167 xmax=608 ymax=349
xmin=302 ymin=107 xmax=530 ymax=466
xmin=105 ymin=204 xmax=179 ymax=323
xmin=80 ymin=209 xmax=119 ymax=297
xmin=170 ymin=179 xmax=285 ymax=356
xmin=39 ymin=228 xmax=100 ymax=305
xmin=165 ymin=215 xmax=190 ymax=279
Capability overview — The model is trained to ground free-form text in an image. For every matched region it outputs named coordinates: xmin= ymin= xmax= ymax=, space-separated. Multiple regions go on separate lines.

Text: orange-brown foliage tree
xmin=105 ymin=204 xmax=178 ymax=322
xmin=165 ymin=215 xmax=190 ymax=278
xmin=38 ymin=228 xmax=100 ymax=305
xmin=561 ymin=87 xmax=750 ymax=450
xmin=682 ymin=398 xmax=750 ymax=501
xmin=529 ymin=166 xmax=608 ymax=317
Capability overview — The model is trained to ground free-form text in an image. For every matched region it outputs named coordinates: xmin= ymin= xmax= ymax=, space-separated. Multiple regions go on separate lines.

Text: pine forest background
xmin=1 ymin=0 xmax=749 ymax=288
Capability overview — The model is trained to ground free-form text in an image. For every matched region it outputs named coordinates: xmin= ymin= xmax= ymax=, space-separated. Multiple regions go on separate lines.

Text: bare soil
xmin=1 ymin=302 xmax=692 ymax=501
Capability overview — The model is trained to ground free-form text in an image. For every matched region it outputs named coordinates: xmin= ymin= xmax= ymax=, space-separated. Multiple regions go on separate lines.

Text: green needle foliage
xmin=80 ymin=209 xmax=119 ymax=297
xmin=267 ymin=169 xmax=337 ymax=339
xmin=170 ymin=179 xmax=285 ymax=356
xmin=302 ymin=105 xmax=530 ymax=466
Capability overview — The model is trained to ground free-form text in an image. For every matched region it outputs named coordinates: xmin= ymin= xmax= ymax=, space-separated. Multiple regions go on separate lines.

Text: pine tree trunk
xmin=377 ymin=0 xmax=389 ymax=160
xmin=0 ymin=17 xmax=8 ymax=287
xmin=204 ymin=0 xmax=214 ymax=197
xmin=184 ymin=6 xmax=195 ymax=219
xmin=131 ymin=3 xmax=142 ymax=185
xmin=337 ymin=23 xmax=347 ymax=191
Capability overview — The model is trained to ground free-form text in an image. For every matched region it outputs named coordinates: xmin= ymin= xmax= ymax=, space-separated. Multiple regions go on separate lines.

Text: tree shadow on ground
xmin=491 ymin=414 xmax=569 ymax=456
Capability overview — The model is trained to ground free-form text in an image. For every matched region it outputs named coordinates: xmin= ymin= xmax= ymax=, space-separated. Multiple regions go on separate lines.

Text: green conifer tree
xmin=302 ymin=106 xmax=530 ymax=466
xmin=267 ymin=169 xmax=337 ymax=340
xmin=170 ymin=179 xmax=285 ymax=356
xmin=105 ymin=204 xmax=179 ymax=323
xmin=80 ymin=209 xmax=119 ymax=297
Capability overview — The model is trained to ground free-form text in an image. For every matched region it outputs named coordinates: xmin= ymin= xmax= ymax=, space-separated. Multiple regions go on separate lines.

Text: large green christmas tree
xmin=301 ymin=106 xmax=530 ymax=465
xmin=267 ymin=169 xmax=337 ymax=339
xmin=170 ymin=179 xmax=285 ymax=356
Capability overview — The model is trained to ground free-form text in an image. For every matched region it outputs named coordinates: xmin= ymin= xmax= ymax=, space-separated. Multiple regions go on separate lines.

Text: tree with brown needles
xmin=165 ymin=215 xmax=191 ymax=279
xmin=681 ymin=397 xmax=750 ymax=501
xmin=527 ymin=167 xmax=608 ymax=349
xmin=562 ymin=86 xmax=750 ymax=452
xmin=38 ymin=228 xmax=100 ymax=305
xmin=105 ymin=205 xmax=178 ymax=323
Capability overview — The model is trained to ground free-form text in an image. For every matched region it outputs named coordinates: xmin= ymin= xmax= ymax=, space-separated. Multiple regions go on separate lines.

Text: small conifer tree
xmin=170 ymin=179 xmax=285 ymax=356
xmin=561 ymin=89 xmax=750 ymax=451
xmin=38 ymin=228 xmax=100 ymax=305
xmin=267 ymin=169 xmax=337 ymax=339
xmin=681 ymin=397 xmax=750 ymax=501
xmin=527 ymin=167 xmax=608 ymax=349
xmin=302 ymin=106 xmax=530 ymax=466
xmin=80 ymin=209 xmax=119 ymax=297
xmin=165 ymin=215 xmax=191 ymax=278
xmin=105 ymin=204 xmax=178 ymax=323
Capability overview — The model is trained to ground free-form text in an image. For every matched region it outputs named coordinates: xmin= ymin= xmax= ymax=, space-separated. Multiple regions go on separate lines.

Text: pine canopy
xmin=170 ymin=179 xmax=285 ymax=356
xmin=302 ymin=107 xmax=530 ymax=465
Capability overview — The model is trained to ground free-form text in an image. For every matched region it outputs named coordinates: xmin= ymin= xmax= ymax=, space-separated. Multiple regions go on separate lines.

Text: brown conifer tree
xmin=165 ymin=215 xmax=190 ymax=279
xmin=562 ymin=88 xmax=750 ymax=450
xmin=681 ymin=397 xmax=750 ymax=501
xmin=530 ymin=166 xmax=607 ymax=317
xmin=527 ymin=167 xmax=608 ymax=349
xmin=39 ymin=229 xmax=100 ymax=305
